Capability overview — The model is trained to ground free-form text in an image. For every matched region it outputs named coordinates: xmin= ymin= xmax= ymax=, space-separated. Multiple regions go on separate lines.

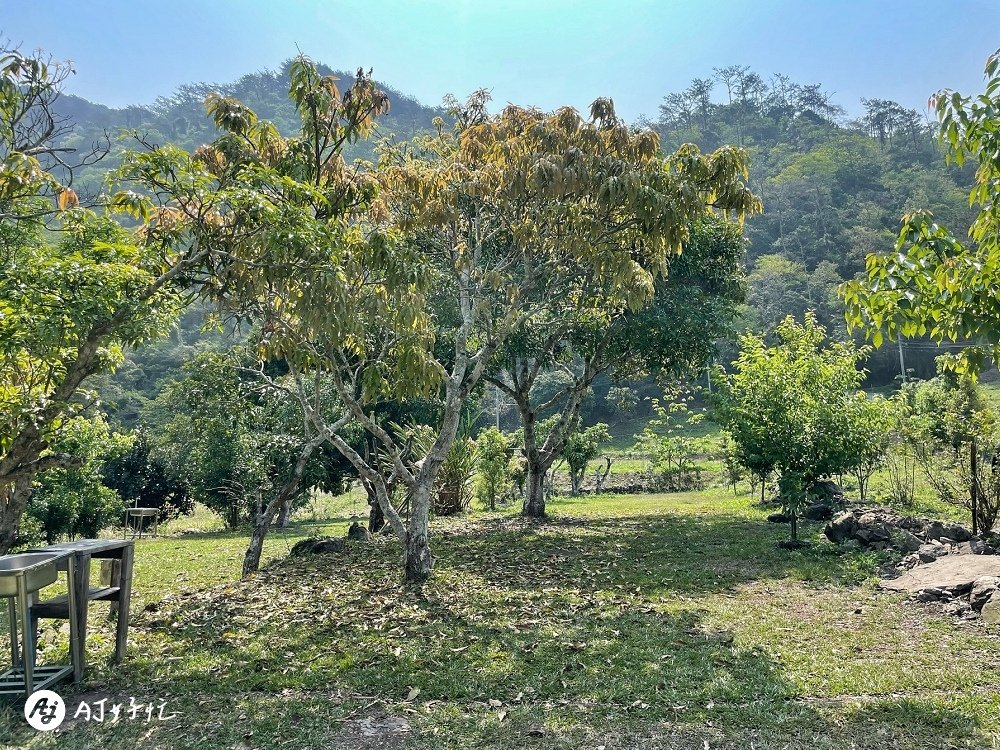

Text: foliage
xmin=635 ymin=394 xmax=708 ymax=492
xmin=719 ymin=435 xmax=746 ymax=495
xmin=147 ymin=351 xmax=353 ymax=528
xmin=713 ymin=314 xmax=871 ymax=537
xmin=842 ymin=49 xmax=1000 ymax=375
xmin=474 ymin=426 xmax=514 ymax=511
xmin=0 ymin=45 xmax=188 ymax=553
xmin=26 ymin=416 xmax=132 ymax=544
xmin=563 ymin=422 xmax=611 ymax=495
xmin=842 ymin=393 xmax=899 ymax=502
xmin=100 ymin=429 xmax=192 ymax=520
xmin=606 ymin=385 xmax=639 ymax=420
xmin=434 ymin=435 xmax=477 ymax=516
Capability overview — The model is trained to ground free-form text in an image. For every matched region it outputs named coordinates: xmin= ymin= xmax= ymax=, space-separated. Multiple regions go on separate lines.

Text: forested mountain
xmin=53 ymin=60 xmax=445 ymax=199
xmin=651 ymin=66 xmax=978 ymax=381
xmin=61 ymin=60 xmax=978 ymax=407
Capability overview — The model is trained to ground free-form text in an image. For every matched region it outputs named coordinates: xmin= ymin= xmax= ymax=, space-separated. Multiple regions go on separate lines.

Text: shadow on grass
xmin=0 ymin=505 xmax=982 ymax=749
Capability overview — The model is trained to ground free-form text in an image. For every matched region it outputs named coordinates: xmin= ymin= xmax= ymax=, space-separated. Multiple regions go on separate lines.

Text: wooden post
xmin=972 ymin=437 xmax=979 ymax=536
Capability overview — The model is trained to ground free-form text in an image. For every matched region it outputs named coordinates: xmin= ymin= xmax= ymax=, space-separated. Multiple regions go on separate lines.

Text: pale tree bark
xmin=490 ymin=354 xmax=604 ymax=519
xmin=241 ymin=433 xmax=326 ymax=577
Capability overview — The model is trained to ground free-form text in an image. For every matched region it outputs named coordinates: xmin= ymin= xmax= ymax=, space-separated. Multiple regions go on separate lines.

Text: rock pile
xmin=824 ymin=507 xmax=973 ymax=553
xmin=824 ymin=506 xmax=1000 ymax=622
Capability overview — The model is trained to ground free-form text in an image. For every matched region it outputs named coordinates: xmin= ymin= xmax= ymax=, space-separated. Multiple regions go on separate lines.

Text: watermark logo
xmin=24 ymin=690 xmax=66 ymax=731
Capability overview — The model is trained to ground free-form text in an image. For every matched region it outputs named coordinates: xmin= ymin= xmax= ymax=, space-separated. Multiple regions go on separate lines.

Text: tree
xmin=474 ymin=426 xmax=513 ymax=511
xmin=489 ymin=215 xmax=754 ymax=518
xmin=842 ymin=392 xmax=897 ymax=502
xmin=842 ymin=49 xmax=1000 ymax=375
xmin=26 ymin=416 xmax=131 ymax=544
xmin=713 ymin=314 xmax=870 ymax=541
xmin=563 ymin=422 xmax=611 ymax=496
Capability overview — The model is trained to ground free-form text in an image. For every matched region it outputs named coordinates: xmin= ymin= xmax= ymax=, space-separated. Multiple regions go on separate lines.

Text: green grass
xmin=2 ymin=489 xmax=999 ymax=749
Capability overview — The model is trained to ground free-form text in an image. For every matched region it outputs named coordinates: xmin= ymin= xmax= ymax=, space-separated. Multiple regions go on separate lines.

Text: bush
xmin=475 ymin=427 xmax=513 ymax=510
xmin=27 ymin=416 xmax=132 ymax=544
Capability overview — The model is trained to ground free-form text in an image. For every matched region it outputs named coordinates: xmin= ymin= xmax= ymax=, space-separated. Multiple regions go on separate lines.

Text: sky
xmin=2 ymin=0 xmax=999 ymax=123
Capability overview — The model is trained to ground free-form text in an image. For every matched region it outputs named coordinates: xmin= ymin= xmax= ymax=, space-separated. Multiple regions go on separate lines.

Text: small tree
xmin=563 ymin=423 xmax=611 ymax=495
xmin=28 ymin=416 xmax=132 ymax=544
xmin=635 ymin=394 xmax=709 ymax=492
xmin=713 ymin=314 xmax=870 ymax=542
xmin=843 ymin=393 xmax=897 ymax=502
xmin=475 ymin=427 xmax=513 ymax=511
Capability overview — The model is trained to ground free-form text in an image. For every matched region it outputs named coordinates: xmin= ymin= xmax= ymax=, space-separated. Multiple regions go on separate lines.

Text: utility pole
xmin=897 ymin=337 xmax=907 ymax=384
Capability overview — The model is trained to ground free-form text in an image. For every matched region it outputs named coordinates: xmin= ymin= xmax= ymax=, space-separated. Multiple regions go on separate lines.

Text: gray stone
xmin=890 ymin=528 xmax=923 ymax=553
xmin=913 ymin=587 xmax=952 ymax=602
xmin=981 ymin=593 xmax=1000 ymax=624
xmin=924 ymin=521 xmax=973 ymax=543
xmin=917 ymin=544 xmax=949 ymax=563
xmin=971 ymin=538 xmax=996 ymax=555
xmin=346 ymin=522 xmax=372 ymax=542
xmin=881 ymin=554 xmax=1000 ymax=595
xmin=825 ymin=512 xmax=858 ymax=544
xmin=970 ymin=576 xmax=1000 ymax=611
xmin=803 ymin=503 xmax=835 ymax=521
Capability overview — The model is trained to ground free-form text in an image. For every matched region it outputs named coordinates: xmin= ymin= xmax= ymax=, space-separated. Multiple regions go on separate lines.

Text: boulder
xmin=890 ymin=528 xmax=923 ymax=553
xmin=917 ymin=544 xmax=949 ymax=563
xmin=981 ymin=593 xmax=1000 ymax=625
xmin=881 ymin=554 xmax=1000 ymax=596
xmin=855 ymin=513 xmax=893 ymax=544
xmin=825 ymin=512 xmax=859 ymax=544
xmin=346 ymin=522 xmax=372 ymax=542
xmin=803 ymin=503 xmax=835 ymax=521
xmin=923 ymin=521 xmax=972 ymax=543
xmin=290 ymin=537 xmax=346 ymax=556
xmin=970 ymin=576 xmax=1000 ymax=611
xmin=970 ymin=538 xmax=996 ymax=555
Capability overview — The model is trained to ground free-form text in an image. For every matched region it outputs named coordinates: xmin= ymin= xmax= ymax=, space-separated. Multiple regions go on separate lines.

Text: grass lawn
xmin=2 ymin=489 xmax=999 ymax=749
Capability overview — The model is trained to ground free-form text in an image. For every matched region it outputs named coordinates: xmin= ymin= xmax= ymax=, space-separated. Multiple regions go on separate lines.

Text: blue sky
xmin=2 ymin=0 xmax=998 ymax=122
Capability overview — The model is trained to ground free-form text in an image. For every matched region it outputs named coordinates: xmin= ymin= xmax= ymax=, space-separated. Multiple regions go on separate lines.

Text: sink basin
xmin=0 ymin=552 xmax=66 ymax=597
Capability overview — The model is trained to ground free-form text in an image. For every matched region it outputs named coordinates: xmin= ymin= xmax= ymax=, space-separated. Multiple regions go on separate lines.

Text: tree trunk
xmin=403 ymin=484 xmax=433 ymax=582
xmin=243 ymin=517 xmax=269 ymax=577
xmin=523 ymin=459 xmax=547 ymax=518
xmin=241 ymin=437 xmax=322 ymax=577
xmin=276 ymin=500 xmax=293 ymax=528
xmin=368 ymin=495 xmax=386 ymax=533
xmin=0 ymin=476 xmax=32 ymax=555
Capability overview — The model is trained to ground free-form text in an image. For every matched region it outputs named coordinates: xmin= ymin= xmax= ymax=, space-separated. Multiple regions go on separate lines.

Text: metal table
xmin=0 ymin=550 xmax=79 ymax=696
xmin=26 ymin=539 xmax=135 ymax=674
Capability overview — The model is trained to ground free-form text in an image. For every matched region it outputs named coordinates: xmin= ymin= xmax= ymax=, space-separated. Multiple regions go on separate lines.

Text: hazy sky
xmin=3 ymin=0 xmax=998 ymax=122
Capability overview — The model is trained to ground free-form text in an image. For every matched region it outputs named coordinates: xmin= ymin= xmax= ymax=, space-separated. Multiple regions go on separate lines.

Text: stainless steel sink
xmin=0 ymin=552 xmax=65 ymax=597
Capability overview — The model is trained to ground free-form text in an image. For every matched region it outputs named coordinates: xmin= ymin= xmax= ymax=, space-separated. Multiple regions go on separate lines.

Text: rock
xmin=825 ymin=512 xmax=858 ymax=544
xmin=981 ymin=593 xmax=1000 ymax=624
xmin=917 ymin=544 xmax=949 ymax=563
xmin=855 ymin=512 xmax=893 ymax=544
xmin=767 ymin=512 xmax=791 ymax=524
xmin=290 ymin=537 xmax=346 ymax=556
xmin=970 ymin=576 xmax=1000 ymax=611
xmin=924 ymin=521 xmax=973 ymax=543
xmin=971 ymin=538 xmax=996 ymax=555
xmin=943 ymin=599 xmax=972 ymax=617
xmin=346 ymin=522 xmax=372 ymax=541
xmin=890 ymin=528 xmax=923 ymax=553
xmin=809 ymin=479 xmax=844 ymax=501
xmin=913 ymin=587 xmax=953 ymax=602
xmin=899 ymin=554 xmax=920 ymax=570
xmin=881 ymin=554 xmax=1000 ymax=595
xmin=803 ymin=503 xmax=834 ymax=521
